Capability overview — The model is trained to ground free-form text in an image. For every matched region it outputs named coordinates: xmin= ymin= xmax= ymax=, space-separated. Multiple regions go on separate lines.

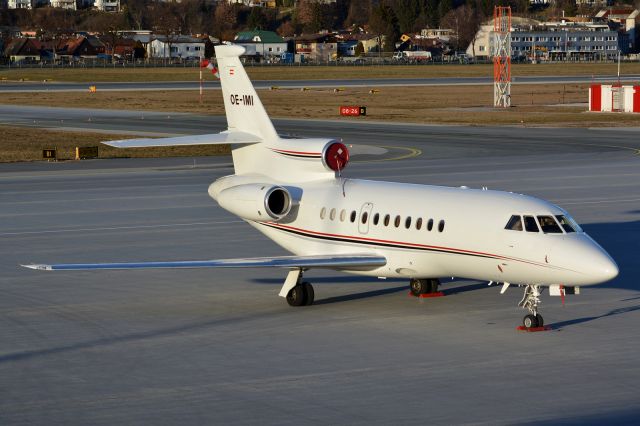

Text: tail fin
xmin=215 ymin=45 xmax=278 ymax=141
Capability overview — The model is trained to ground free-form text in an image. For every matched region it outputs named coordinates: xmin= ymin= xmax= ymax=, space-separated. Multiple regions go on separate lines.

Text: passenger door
xmin=358 ymin=202 xmax=374 ymax=235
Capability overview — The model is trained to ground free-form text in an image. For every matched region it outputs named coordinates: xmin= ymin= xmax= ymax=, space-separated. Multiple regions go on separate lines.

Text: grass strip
xmin=0 ymin=125 xmax=230 ymax=163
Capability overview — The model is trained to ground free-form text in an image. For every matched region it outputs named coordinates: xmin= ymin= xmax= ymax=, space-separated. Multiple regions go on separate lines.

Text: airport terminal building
xmin=468 ymin=20 xmax=622 ymax=61
xmin=510 ymin=23 xmax=620 ymax=61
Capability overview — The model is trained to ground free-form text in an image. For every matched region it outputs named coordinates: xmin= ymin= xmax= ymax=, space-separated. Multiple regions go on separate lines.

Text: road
xmin=2 ymin=74 xmax=640 ymax=92
xmin=1 ymin=108 xmax=640 ymax=424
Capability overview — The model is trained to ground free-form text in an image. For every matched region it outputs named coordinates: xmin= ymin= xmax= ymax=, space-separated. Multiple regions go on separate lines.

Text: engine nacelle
xmin=216 ymin=183 xmax=293 ymax=222
xmin=322 ymin=141 xmax=350 ymax=172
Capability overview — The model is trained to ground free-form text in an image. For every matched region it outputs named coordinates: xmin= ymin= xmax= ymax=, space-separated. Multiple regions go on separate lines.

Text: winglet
xmin=21 ymin=264 xmax=52 ymax=271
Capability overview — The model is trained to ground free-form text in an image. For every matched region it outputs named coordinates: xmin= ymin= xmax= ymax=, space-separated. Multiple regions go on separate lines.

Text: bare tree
xmin=441 ymin=5 xmax=481 ymax=53
xmin=345 ymin=0 xmax=371 ymax=28
xmin=213 ymin=2 xmax=237 ymax=41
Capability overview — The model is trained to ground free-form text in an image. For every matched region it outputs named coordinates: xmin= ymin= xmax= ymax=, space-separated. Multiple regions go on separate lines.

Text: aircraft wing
xmin=22 ymin=254 xmax=387 ymax=271
xmin=103 ymin=131 xmax=261 ymax=148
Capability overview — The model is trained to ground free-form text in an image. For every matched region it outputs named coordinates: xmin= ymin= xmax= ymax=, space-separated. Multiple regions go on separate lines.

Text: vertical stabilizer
xmin=215 ymin=45 xmax=278 ymax=141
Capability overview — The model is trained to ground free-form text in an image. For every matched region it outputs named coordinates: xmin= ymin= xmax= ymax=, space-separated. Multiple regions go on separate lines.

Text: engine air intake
xmin=265 ymin=187 xmax=292 ymax=219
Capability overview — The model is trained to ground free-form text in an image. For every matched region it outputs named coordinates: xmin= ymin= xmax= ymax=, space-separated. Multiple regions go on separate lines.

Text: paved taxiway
xmin=2 ymin=74 xmax=640 ymax=92
xmin=1 ymin=112 xmax=640 ymax=424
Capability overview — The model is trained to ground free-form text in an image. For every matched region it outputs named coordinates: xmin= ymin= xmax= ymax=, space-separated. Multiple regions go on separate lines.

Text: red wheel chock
xmin=408 ymin=291 xmax=445 ymax=298
xmin=516 ymin=325 xmax=552 ymax=332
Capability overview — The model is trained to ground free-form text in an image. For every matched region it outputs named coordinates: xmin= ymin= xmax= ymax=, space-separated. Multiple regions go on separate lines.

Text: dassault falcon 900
xmin=23 ymin=44 xmax=619 ymax=328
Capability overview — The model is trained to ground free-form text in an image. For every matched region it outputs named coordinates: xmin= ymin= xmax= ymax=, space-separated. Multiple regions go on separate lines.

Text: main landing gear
xmin=280 ymin=269 xmax=314 ymax=307
xmin=518 ymin=284 xmax=545 ymax=328
xmin=409 ymin=278 xmax=441 ymax=297
xmin=286 ymin=281 xmax=314 ymax=307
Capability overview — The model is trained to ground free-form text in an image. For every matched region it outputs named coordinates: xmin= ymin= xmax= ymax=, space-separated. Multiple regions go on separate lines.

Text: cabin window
xmin=537 ymin=216 xmax=563 ymax=234
xmin=405 ymin=217 xmax=412 ymax=229
xmin=556 ymin=215 xmax=578 ymax=233
xmin=320 ymin=207 xmax=326 ymax=219
xmin=427 ymin=219 xmax=434 ymax=231
xmin=373 ymin=213 xmax=380 ymax=225
xmin=416 ymin=218 xmax=423 ymax=230
xmin=384 ymin=214 xmax=390 ymax=226
xmin=505 ymin=215 xmax=523 ymax=231
xmin=330 ymin=208 xmax=336 ymax=220
xmin=438 ymin=220 xmax=445 ymax=232
xmin=361 ymin=211 xmax=369 ymax=224
xmin=394 ymin=215 xmax=401 ymax=228
xmin=340 ymin=209 xmax=346 ymax=222
xmin=350 ymin=210 xmax=357 ymax=223
xmin=524 ymin=215 xmax=539 ymax=232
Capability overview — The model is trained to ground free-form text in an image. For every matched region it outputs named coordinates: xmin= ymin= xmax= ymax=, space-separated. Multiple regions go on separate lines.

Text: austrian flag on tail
xmin=200 ymin=59 xmax=220 ymax=78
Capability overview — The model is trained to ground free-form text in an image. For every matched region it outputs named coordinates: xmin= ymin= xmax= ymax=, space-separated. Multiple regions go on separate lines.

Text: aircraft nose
xmin=579 ymin=239 xmax=619 ymax=285
xmin=592 ymin=252 xmax=619 ymax=283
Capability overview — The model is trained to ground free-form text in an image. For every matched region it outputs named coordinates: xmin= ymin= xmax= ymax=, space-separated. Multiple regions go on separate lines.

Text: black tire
xmin=535 ymin=314 xmax=544 ymax=327
xmin=523 ymin=314 xmax=539 ymax=328
xmin=302 ymin=282 xmax=314 ymax=306
xmin=428 ymin=279 xmax=440 ymax=293
xmin=286 ymin=285 xmax=306 ymax=307
xmin=410 ymin=278 xmax=425 ymax=296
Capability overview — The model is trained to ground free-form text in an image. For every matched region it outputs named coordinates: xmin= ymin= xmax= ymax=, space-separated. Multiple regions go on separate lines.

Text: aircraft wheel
xmin=286 ymin=285 xmax=306 ymax=307
xmin=428 ymin=279 xmax=440 ymax=293
xmin=523 ymin=314 xmax=539 ymax=328
xmin=535 ymin=314 xmax=544 ymax=327
xmin=302 ymin=282 xmax=314 ymax=306
xmin=410 ymin=278 xmax=427 ymax=296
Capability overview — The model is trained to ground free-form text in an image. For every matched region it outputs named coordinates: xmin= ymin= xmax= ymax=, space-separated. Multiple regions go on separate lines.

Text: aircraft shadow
xmin=550 ymin=304 xmax=640 ymax=330
xmin=250 ymin=276 xmax=405 ymax=285
xmin=314 ymin=285 xmax=407 ymax=305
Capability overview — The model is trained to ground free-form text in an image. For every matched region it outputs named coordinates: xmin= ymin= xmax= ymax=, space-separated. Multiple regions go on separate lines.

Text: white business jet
xmin=24 ymin=45 xmax=618 ymax=328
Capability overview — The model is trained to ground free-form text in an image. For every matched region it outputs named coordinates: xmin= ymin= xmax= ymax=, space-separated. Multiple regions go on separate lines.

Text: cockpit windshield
xmin=556 ymin=215 xmax=582 ymax=233
xmin=537 ymin=216 xmax=563 ymax=234
xmin=505 ymin=214 xmax=582 ymax=234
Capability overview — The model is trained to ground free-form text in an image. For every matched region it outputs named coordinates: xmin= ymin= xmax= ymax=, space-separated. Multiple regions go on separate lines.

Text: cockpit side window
xmin=538 ymin=215 xmax=563 ymax=234
xmin=523 ymin=215 xmax=539 ymax=232
xmin=556 ymin=215 xmax=579 ymax=233
xmin=505 ymin=215 xmax=523 ymax=231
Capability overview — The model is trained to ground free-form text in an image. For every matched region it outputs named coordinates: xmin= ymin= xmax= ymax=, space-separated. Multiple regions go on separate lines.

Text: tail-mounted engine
xmin=322 ymin=141 xmax=350 ymax=172
xmin=215 ymin=183 xmax=293 ymax=222
xmin=267 ymin=138 xmax=349 ymax=175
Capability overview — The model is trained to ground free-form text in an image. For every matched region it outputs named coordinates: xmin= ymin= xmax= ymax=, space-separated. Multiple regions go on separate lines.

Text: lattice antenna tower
xmin=493 ymin=6 xmax=512 ymax=108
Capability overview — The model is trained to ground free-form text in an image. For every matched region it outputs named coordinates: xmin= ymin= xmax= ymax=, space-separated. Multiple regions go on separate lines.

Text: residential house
xmin=595 ymin=8 xmax=640 ymax=51
xmin=50 ymin=0 xmax=76 ymax=9
xmin=56 ymin=36 xmax=106 ymax=61
xmin=233 ymin=30 xmax=287 ymax=61
xmin=337 ymin=39 xmax=358 ymax=57
xmin=148 ymin=35 xmax=205 ymax=60
xmin=94 ymin=0 xmax=120 ymax=12
xmin=576 ymin=0 xmax=612 ymax=7
xmin=294 ymin=33 xmax=337 ymax=62
xmin=420 ymin=28 xmax=454 ymax=43
xmin=227 ymin=0 xmax=276 ymax=6
xmin=4 ymin=38 xmax=42 ymax=63
xmin=7 ymin=0 xmax=32 ymax=8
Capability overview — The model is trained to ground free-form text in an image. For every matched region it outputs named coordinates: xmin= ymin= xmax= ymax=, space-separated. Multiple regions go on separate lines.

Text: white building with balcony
xmin=94 ymin=0 xmax=119 ymax=12
xmin=50 ymin=0 xmax=77 ymax=9
xmin=8 ymin=0 xmax=32 ymax=9
xmin=148 ymin=36 xmax=205 ymax=60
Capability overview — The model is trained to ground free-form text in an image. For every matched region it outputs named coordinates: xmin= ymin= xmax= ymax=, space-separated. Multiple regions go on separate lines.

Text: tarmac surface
xmin=2 ymin=74 xmax=640 ymax=92
xmin=1 ymin=113 xmax=640 ymax=424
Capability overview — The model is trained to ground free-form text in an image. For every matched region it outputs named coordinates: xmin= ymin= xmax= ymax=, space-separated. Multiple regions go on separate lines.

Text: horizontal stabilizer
xmin=104 ymin=131 xmax=261 ymax=148
xmin=22 ymin=254 xmax=386 ymax=271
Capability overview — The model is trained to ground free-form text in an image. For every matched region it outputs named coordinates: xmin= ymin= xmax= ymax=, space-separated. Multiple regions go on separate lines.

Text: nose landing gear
xmin=518 ymin=284 xmax=546 ymax=330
